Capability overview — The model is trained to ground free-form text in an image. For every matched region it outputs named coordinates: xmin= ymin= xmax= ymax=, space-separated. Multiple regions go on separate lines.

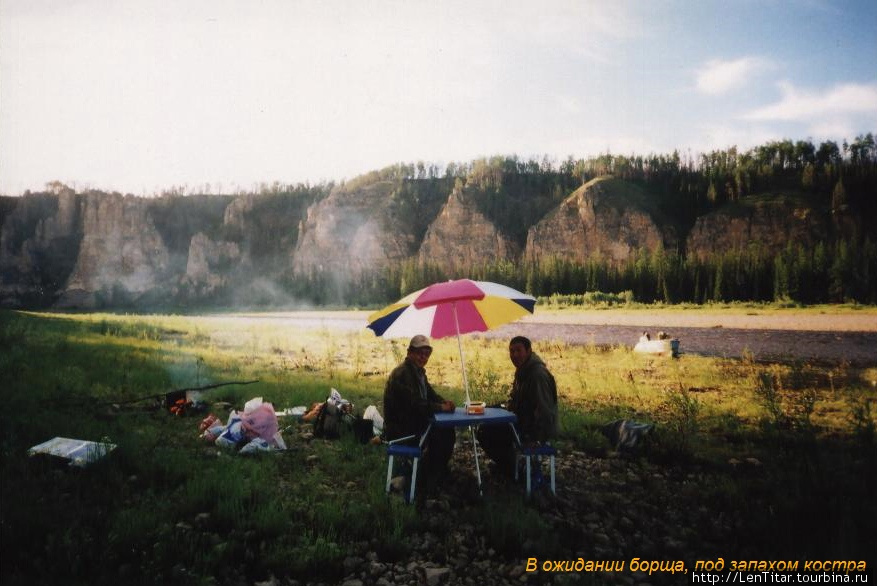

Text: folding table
xmin=425 ymin=407 xmax=518 ymax=495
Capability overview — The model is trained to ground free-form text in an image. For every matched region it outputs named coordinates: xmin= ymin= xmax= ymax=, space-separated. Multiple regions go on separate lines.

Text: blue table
xmin=423 ymin=407 xmax=518 ymax=495
xmin=432 ymin=407 xmax=517 ymax=428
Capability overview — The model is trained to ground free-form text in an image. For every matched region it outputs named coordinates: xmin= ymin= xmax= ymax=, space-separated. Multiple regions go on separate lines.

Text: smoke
xmin=164 ymin=355 xmax=207 ymax=390
xmin=229 ymin=277 xmax=315 ymax=311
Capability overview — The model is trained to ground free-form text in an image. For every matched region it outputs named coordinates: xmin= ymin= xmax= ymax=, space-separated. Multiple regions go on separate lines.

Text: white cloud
xmin=744 ymin=81 xmax=877 ymax=121
xmin=696 ymin=57 xmax=769 ymax=96
xmin=547 ymin=135 xmax=662 ymax=159
xmin=809 ymin=120 xmax=855 ymax=140
xmin=495 ymin=1 xmax=641 ymax=63
xmin=693 ymin=124 xmax=779 ymax=152
xmin=556 ymin=95 xmax=583 ymax=114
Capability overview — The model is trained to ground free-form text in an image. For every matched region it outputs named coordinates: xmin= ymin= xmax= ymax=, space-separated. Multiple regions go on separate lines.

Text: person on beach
xmin=478 ymin=335 xmax=558 ymax=476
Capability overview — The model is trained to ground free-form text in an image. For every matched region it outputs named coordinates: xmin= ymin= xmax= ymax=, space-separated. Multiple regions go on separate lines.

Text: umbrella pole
xmin=453 ymin=302 xmax=483 ymax=495
xmin=452 ymin=302 xmax=472 ymax=406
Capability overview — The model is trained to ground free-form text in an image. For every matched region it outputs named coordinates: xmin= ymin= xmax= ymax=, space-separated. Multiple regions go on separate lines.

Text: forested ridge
xmin=2 ymin=135 xmax=876 ymax=308
xmin=287 ymin=135 xmax=877 ymax=306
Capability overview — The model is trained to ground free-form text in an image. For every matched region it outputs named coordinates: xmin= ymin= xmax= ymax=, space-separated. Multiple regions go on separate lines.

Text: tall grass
xmin=1 ymin=309 xmax=875 ymax=584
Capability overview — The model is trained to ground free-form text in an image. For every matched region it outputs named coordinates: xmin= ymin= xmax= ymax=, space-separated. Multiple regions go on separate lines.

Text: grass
xmin=1 ymin=309 xmax=875 ymax=584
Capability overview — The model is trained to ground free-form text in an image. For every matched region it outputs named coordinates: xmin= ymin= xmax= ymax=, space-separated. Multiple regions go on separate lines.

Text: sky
xmin=1 ymin=0 xmax=876 ymax=196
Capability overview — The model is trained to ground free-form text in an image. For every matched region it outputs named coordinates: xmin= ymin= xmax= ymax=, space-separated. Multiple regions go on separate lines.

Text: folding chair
xmin=385 ymin=435 xmax=421 ymax=504
xmin=515 ymin=443 xmax=557 ymax=497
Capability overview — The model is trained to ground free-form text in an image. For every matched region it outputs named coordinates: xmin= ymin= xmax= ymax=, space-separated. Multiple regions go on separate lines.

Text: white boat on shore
xmin=634 ymin=336 xmax=680 ymax=357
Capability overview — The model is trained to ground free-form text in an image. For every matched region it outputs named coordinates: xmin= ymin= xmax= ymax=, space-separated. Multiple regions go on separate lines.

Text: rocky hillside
xmin=685 ymin=193 xmax=837 ymax=261
xmin=292 ymin=181 xmax=419 ymax=277
xmin=418 ymin=186 xmax=520 ymax=271
xmin=0 ymin=187 xmax=315 ymax=309
xmin=0 ymin=176 xmax=862 ymax=308
xmin=525 ymin=177 xmax=678 ymax=265
xmin=58 ymin=192 xmax=173 ymax=308
xmin=0 ymin=190 xmax=83 ymax=307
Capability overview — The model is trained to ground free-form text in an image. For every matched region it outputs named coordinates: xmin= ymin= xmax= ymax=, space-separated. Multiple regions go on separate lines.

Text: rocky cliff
xmin=0 ymin=177 xmax=861 ymax=309
xmin=686 ymin=194 xmax=829 ymax=260
xmin=418 ymin=186 xmax=519 ymax=270
xmin=292 ymin=181 xmax=419 ymax=276
xmin=57 ymin=192 xmax=172 ymax=307
xmin=0 ymin=188 xmax=311 ymax=308
xmin=0 ymin=190 xmax=82 ymax=307
xmin=525 ymin=177 xmax=678 ymax=265
xmin=181 ymin=232 xmax=241 ymax=297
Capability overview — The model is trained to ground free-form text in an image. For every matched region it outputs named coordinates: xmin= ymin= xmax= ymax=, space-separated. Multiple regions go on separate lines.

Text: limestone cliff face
xmin=292 ymin=181 xmax=414 ymax=276
xmin=418 ymin=187 xmax=519 ymax=270
xmin=0 ymin=188 xmax=312 ymax=308
xmin=181 ymin=232 xmax=241 ymax=296
xmin=686 ymin=195 xmax=829 ymax=260
xmin=0 ymin=178 xmax=856 ymax=309
xmin=58 ymin=193 xmax=171 ymax=307
xmin=223 ymin=194 xmax=253 ymax=231
xmin=0 ymin=191 xmax=82 ymax=307
xmin=525 ymin=177 xmax=677 ymax=265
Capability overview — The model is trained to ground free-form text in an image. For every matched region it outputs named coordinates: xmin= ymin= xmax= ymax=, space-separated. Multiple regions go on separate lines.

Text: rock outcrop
xmin=181 ymin=232 xmax=241 ymax=296
xmin=0 ymin=190 xmax=82 ymax=307
xmin=57 ymin=192 xmax=171 ymax=308
xmin=418 ymin=187 xmax=519 ymax=270
xmin=0 ymin=177 xmax=861 ymax=309
xmin=293 ymin=181 xmax=417 ymax=276
xmin=686 ymin=194 xmax=829 ymax=260
xmin=525 ymin=177 xmax=677 ymax=265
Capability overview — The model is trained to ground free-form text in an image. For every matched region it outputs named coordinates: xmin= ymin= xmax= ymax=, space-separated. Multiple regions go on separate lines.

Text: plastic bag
xmin=241 ymin=403 xmax=279 ymax=442
xmin=363 ymin=405 xmax=384 ymax=436
xmin=215 ymin=412 xmax=245 ymax=448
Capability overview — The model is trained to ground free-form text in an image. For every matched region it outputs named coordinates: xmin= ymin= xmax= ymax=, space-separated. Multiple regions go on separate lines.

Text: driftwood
xmin=102 ymin=380 xmax=260 ymax=406
xmin=167 ymin=380 xmax=259 ymax=395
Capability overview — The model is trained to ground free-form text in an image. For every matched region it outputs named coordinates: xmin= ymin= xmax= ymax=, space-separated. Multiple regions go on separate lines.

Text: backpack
xmin=351 ymin=417 xmax=376 ymax=444
xmin=313 ymin=401 xmax=341 ymax=439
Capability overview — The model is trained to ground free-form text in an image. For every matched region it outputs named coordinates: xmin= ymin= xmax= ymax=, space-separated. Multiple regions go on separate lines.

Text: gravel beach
xmin=231 ymin=309 xmax=877 ymax=366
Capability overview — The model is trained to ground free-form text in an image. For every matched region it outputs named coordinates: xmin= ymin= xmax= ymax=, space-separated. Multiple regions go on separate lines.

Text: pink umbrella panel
xmin=366 ymin=279 xmax=536 ymax=340
xmin=366 ymin=279 xmax=536 ymax=404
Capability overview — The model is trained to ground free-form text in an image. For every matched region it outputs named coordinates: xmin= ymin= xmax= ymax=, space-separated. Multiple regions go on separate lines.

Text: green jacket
xmin=383 ymin=358 xmax=447 ymax=441
xmin=508 ymin=352 xmax=558 ymax=443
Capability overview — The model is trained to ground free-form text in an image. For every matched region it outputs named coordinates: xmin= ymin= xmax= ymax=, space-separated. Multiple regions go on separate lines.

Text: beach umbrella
xmin=366 ymin=279 xmax=536 ymax=405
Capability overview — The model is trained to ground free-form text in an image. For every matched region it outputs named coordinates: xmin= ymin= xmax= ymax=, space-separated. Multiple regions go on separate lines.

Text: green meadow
xmin=1 ymin=310 xmax=875 ymax=585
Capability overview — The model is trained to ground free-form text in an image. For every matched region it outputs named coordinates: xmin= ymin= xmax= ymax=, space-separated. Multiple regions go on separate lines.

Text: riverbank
xmin=529 ymin=306 xmax=877 ymax=332
xmin=226 ymin=305 xmax=877 ymax=332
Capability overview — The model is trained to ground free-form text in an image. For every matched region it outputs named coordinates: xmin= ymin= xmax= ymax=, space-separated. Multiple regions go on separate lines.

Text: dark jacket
xmin=508 ymin=352 xmax=558 ymax=443
xmin=383 ymin=358 xmax=447 ymax=441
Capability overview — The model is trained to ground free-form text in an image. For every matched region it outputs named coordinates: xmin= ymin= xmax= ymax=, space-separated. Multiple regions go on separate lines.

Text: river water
xmin=228 ymin=312 xmax=877 ymax=367
xmin=485 ymin=321 xmax=877 ymax=367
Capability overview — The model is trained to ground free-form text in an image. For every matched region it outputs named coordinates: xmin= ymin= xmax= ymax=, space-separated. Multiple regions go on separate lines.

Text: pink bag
xmin=241 ymin=403 xmax=279 ymax=442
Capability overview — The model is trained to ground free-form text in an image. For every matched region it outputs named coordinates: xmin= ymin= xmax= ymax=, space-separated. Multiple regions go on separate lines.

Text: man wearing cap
xmin=383 ymin=335 xmax=456 ymax=489
xmin=478 ymin=335 xmax=558 ymax=476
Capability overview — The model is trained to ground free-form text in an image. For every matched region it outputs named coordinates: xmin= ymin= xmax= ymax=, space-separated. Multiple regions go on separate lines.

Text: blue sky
xmin=1 ymin=0 xmax=875 ymax=195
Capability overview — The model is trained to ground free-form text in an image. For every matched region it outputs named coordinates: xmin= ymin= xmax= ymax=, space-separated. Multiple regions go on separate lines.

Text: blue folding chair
xmin=515 ymin=443 xmax=557 ymax=497
xmin=385 ymin=435 xmax=422 ymax=504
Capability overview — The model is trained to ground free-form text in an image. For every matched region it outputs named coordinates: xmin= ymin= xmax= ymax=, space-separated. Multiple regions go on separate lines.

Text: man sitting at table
xmin=383 ymin=335 xmax=456 ymax=491
xmin=478 ymin=335 xmax=558 ymax=476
